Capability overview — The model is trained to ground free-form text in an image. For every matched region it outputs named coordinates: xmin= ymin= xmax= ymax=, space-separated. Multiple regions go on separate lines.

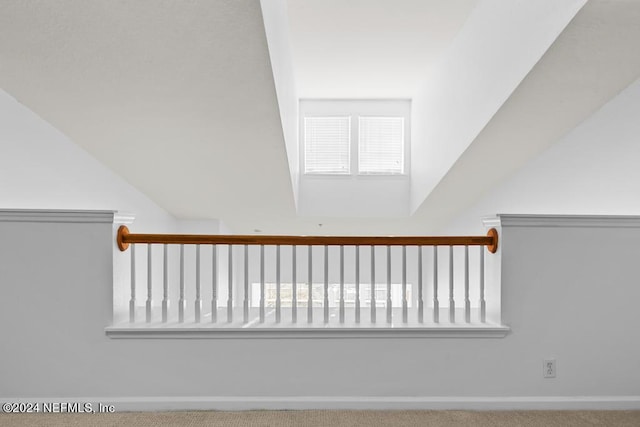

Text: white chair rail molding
xmin=107 ymin=219 xmax=508 ymax=338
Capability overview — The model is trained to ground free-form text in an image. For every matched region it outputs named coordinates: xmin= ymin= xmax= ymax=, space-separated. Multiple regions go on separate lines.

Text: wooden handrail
xmin=117 ymin=226 xmax=498 ymax=253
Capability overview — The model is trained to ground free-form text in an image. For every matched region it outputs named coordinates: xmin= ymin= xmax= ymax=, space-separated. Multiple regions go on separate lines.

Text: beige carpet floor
xmin=1 ymin=410 xmax=640 ymax=427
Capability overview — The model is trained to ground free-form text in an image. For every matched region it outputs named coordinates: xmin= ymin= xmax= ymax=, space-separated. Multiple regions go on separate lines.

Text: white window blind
xmin=358 ymin=117 xmax=405 ymax=174
xmin=304 ymin=116 xmax=351 ymax=174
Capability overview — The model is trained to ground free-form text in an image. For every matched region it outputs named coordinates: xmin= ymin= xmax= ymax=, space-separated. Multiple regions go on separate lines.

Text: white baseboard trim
xmin=5 ymin=396 xmax=640 ymax=412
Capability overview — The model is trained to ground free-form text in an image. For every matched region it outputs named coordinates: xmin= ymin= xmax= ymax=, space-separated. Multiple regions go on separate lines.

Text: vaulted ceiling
xmin=288 ymin=0 xmax=477 ymax=98
xmin=1 ymin=0 xmax=640 ymax=234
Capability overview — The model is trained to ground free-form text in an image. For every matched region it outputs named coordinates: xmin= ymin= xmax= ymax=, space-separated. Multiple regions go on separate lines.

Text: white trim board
xmin=0 ymin=209 xmax=116 ymax=223
xmin=113 ymin=212 xmax=135 ymax=225
xmin=4 ymin=396 xmax=640 ymax=411
xmin=497 ymin=214 xmax=640 ymax=228
xmin=105 ymin=325 xmax=510 ymax=339
xmin=482 ymin=217 xmax=501 ymax=229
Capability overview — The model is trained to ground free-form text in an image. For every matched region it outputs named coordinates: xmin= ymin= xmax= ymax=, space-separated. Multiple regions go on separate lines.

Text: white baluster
xmin=418 ymin=246 xmax=424 ymax=324
xmin=146 ymin=244 xmax=152 ymax=323
xmin=260 ymin=245 xmax=265 ymax=323
xmin=162 ymin=244 xmax=169 ymax=323
xmin=433 ymin=246 xmax=439 ymax=323
xmin=386 ymin=245 xmax=392 ymax=324
xmin=179 ymin=244 xmax=185 ymax=323
xmin=371 ymin=245 xmax=376 ymax=324
xmin=339 ymin=245 xmax=345 ymax=324
xmin=324 ymin=245 xmax=329 ymax=324
xmin=355 ymin=246 xmax=360 ymax=324
xmin=244 ymin=245 xmax=249 ymax=323
xmin=480 ymin=247 xmax=486 ymax=323
xmin=211 ymin=245 xmax=217 ymax=323
xmin=129 ymin=245 xmax=136 ymax=323
xmin=276 ymin=245 xmax=281 ymax=323
xmin=464 ymin=245 xmax=470 ymax=323
xmin=195 ymin=245 xmax=201 ymax=323
xmin=402 ymin=245 xmax=408 ymax=324
xmin=308 ymin=245 xmax=313 ymax=324
xmin=227 ymin=244 xmax=233 ymax=323
xmin=449 ymin=245 xmax=455 ymax=323
xmin=292 ymin=246 xmax=297 ymax=324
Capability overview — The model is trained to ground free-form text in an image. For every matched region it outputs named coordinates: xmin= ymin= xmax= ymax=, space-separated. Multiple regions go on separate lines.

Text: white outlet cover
xmin=544 ymin=358 xmax=556 ymax=378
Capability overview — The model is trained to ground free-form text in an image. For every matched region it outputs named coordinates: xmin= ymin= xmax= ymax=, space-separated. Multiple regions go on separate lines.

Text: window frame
xmin=299 ymin=100 xmax=411 ymax=178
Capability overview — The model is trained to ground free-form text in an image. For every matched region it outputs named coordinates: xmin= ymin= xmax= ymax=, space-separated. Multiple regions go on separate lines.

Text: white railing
xmin=109 ymin=226 xmax=506 ymax=336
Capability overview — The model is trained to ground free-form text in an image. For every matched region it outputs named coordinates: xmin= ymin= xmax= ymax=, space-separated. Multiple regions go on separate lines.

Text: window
xmin=300 ymin=100 xmax=410 ymax=176
xmin=304 ymin=116 xmax=351 ymax=174
xmin=359 ymin=117 xmax=404 ymax=174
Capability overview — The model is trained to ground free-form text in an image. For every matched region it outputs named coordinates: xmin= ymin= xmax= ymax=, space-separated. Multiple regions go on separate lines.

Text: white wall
xmin=2 ymin=212 xmax=639 ymax=409
xmin=0 ymin=87 xmax=180 ymax=324
xmin=410 ymin=0 xmax=586 ymax=212
xmin=299 ymin=176 xmax=410 ymax=218
xmin=0 ymin=88 xmax=239 ymax=324
xmin=444 ymin=77 xmax=640 ymax=236
xmin=261 ymin=0 xmax=300 ymax=207
xmin=0 ymin=89 xmax=176 ymax=233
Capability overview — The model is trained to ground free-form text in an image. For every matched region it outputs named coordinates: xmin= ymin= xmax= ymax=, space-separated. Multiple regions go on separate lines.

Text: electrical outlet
xmin=543 ymin=359 xmax=556 ymax=378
